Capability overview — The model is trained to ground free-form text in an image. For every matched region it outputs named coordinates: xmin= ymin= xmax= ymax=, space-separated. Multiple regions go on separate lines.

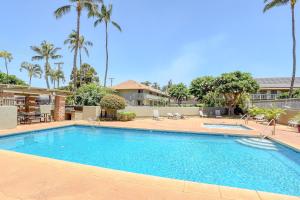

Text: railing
xmin=131 ymin=93 xmax=167 ymax=101
xmin=260 ymin=119 xmax=276 ymax=139
xmin=0 ymin=97 xmax=15 ymax=106
xmin=251 ymin=94 xmax=280 ymax=100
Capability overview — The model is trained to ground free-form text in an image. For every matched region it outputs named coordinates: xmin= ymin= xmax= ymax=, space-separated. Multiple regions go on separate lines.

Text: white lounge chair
xmin=215 ymin=110 xmax=222 ymax=118
xmin=174 ymin=113 xmax=185 ymax=119
xmin=167 ymin=113 xmax=174 ymax=119
xmin=199 ymin=110 xmax=208 ymax=118
xmin=153 ymin=110 xmax=161 ymax=120
xmin=254 ymin=114 xmax=266 ymax=123
xmin=288 ymin=119 xmax=298 ymax=127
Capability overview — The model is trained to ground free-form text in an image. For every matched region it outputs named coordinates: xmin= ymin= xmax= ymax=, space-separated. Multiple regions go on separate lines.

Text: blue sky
xmin=0 ymin=0 xmax=299 ymax=88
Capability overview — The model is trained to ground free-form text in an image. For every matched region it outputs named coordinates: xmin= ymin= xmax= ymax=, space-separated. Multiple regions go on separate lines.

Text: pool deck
xmin=0 ymin=118 xmax=300 ymax=200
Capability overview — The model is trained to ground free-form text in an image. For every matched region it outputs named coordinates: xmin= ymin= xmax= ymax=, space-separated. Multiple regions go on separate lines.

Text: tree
xmin=141 ymin=81 xmax=151 ymax=86
xmin=80 ymin=63 xmax=99 ymax=84
xmin=0 ymin=72 xmax=27 ymax=85
xmin=64 ymin=31 xmax=93 ymax=69
xmin=0 ymin=51 xmax=13 ymax=84
xmin=152 ymin=82 xmax=160 ymax=90
xmin=168 ymin=83 xmax=190 ymax=105
xmin=91 ymin=3 xmax=122 ymax=87
xmin=100 ymin=94 xmax=126 ymax=119
xmin=263 ymin=0 xmax=297 ymax=98
xmin=75 ymin=83 xmax=114 ymax=106
xmin=30 ymin=41 xmax=62 ymax=89
xmin=19 ymin=62 xmax=42 ymax=86
xmin=214 ymin=71 xmax=259 ymax=115
xmin=190 ymin=76 xmax=215 ymax=100
xmin=55 ymin=0 xmax=101 ymax=90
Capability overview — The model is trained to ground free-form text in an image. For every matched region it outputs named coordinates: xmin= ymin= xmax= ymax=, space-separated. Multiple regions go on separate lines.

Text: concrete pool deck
xmin=0 ymin=118 xmax=299 ymax=200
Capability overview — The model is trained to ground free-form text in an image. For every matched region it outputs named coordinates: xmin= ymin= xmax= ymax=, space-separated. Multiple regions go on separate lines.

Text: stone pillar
xmin=25 ymin=96 xmax=37 ymax=113
xmin=54 ymin=96 xmax=65 ymax=121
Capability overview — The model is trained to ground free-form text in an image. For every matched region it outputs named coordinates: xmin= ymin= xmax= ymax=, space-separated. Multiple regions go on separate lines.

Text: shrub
xmin=248 ymin=106 xmax=265 ymax=116
xmin=100 ymin=94 xmax=126 ymax=119
xmin=264 ymin=108 xmax=285 ymax=121
xmin=117 ymin=111 xmax=136 ymax=121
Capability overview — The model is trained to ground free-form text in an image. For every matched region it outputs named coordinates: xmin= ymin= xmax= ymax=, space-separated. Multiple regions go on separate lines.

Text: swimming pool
xmin=203 ymin=123 xmax=252 ymax=130
xmin=0 ymin=125 xmax=299 ymax=196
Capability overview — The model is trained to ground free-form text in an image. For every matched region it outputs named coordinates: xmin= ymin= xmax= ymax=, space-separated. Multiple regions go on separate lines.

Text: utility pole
xmin=54 ymin=62 xmax=64 ymax=71
xmin=108 ymin=77 xmax=115 ymax=87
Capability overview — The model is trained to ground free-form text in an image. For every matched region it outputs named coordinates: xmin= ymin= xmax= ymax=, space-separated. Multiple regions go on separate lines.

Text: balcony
xmin=131 ymin=93 xmax=167 ymax=101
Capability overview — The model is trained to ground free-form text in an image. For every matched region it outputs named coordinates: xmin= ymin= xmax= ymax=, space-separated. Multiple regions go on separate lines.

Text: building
xmin=252 ymin=77 xmax=300 ymax=100
xmin=112 ymin=80 xmax=169 ymax=106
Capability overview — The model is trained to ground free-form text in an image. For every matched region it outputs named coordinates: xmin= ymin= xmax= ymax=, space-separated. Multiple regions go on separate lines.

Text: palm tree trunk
xmin=58 ymin=79 xmax=60 ymax=88
xmin=289 ymin=5 xmax=297 ymax=98
xmin=79 ymin=48 xmax=82 ymax=87
xmin=104 ymin=22 xmax=109 ymax=87
xmin=45 ymin=59 xmax=50 ymax=89
xmin=5 ymin=58 xmax=8 ymax=84
xmin=29 ymin=76 xmax=32 ymax=86
xmin=73 ymin=9 xmax=81 ymax=91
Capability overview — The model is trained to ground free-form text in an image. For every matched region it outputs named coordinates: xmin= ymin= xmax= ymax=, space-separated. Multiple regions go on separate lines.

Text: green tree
xmin=214 ymin=71 xmax=259 ymax=115
xmin=0 ymin=72 xmax=27 ymax=85
xmin=152 ymin=82 xmax=160 ymax=90
xmin=75 ymin=83 xmax=114 ymax=106
xmin=30 ymin=41 xmax=62 ymax=89
xmin=168 ymin=83 xmax=190 ymax=106
xmin=91 ymin=3 xmax=122 ymax=87
xmin=100 ymin=94 xmax=126 ymax=119
xmin=263 ymin=0 xmax=297 ymax=97
xmin=202 ymin=91 xmax=225 ymax=107
xmin=0 ymin=51 xmax=13 ymax=84
xmin=19 ymin=62 xmax=42 ymax=86
xmin=55 ymin=0 xmax=100 ymax=90
xmin=141 ymin=81 xmax=151 ymax=86
xmin=190 ymin=76 xmax=215 ymax=100
xmin=80 ymin=63 xmax=99 ymax=84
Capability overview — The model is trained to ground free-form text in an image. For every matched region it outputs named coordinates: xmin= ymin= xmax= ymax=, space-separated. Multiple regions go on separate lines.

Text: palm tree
xmin=56 ymin=69 xmax=66 ymax=88
xmin=49 ymin=69 xmax=58 ymax=89
xmin=54 ymin=0 xmax=101 ymax=90
xmin=91 ymin=3 xmax=122 ymax=87
xmin=64 ymin=31 xmax=93 ymax=86
xmin=0 ymin=51 xmax=13 ymax=84
xmin=20 ymin=62 xmax=42 ymax=86
xmin=264 ymin=0 xmax=297 ymax=97
xmin=30 ymin=41 xmax=62 ymax=89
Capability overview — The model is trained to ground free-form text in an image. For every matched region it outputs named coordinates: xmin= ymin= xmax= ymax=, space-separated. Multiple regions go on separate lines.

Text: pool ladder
xmin=260 ymin=119 xmax=276 ymax=139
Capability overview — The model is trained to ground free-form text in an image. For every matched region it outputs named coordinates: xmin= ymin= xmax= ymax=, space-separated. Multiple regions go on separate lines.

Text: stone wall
xmin=0 ymin=106 xmax=17 ymax=130
xmin=278 ymin=109 xmax=300 ymax=125
xmin=82 ymin=106 xmax=101 ymax=120
xmin=54 ymin=96 xmax=65 ymax=121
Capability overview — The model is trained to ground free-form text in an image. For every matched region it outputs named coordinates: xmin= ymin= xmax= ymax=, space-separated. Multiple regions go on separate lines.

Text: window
xmin=271 ymin=90 xmax=278 ymax=94
xmin=138 ymin=90 xmax=143 ymax=93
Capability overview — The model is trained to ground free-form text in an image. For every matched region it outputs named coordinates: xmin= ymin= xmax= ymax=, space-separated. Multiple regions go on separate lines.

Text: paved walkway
xmin=0 ymin=118 xmax=299 ymax=200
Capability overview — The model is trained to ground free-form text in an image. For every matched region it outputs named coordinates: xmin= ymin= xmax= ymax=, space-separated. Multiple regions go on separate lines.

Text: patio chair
xmin=167 ymin=113 xmax=175 ymax=119
xmin=215 ymin=110 xmax=222 ymax=118
xmin=254 ymin=114 xmax=266 ymax=123
xmin=153 ymin=110 xmax=161 ymax=120
xmin=174 ymin=113 xmax=185 ymax=119
xmin=288 ymin=119 xmax=298 ymax=127
xmin=199 ymin=110 xmax=208 ymax=118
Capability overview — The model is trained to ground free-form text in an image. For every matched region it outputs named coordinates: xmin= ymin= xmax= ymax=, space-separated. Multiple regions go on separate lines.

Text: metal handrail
xmin=260 ymin=119 xmax=276 ymax=139
xmin=240 ymin=114 xmax=248 ymax=120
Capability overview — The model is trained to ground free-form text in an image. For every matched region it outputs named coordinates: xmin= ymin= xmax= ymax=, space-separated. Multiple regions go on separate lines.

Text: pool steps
xmin=236 ymin=138 xmax=278 ymax=151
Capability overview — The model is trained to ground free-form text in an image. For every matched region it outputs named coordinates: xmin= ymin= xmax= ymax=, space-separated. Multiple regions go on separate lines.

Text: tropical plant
xmin=91 ymin=3 xmax=122 ymax=87
xmin=55 ymin=0 xmax=101 ymax=89
xmin=214 ymin=71 xmax=259 ymax=115
xmin=117 ymin=111 xmax=136 ymax=121
xmin=264 ymin=107 xmax=286 ymax=121
xmin=168 ymin=83 xmax=190 ymax=105
xmin=80 ymin=63 xmax=99 ymax=84
xmin=75 ymin=83 xmax=114 ymax=106
xmin=0 ymin=51 xmax=13 ymax=84
xmin=30 ymin=41 xmax=62 ymax=89
xmin=248 ymin=106 xmax=266 ymax=116
xmin=64 ymin=31 xmax=93 ymax=69
xmin=100 ymin=94 xmax=126 ymax=119
xmin=264 ymin=0 xmax=297 ymax=97
xmin=0 ymin=72 xmax=27 ymax=85
xmin=190 ymin=76 xmax=215 ymax=100
xmin=19 ymin=62 xmax=42 ymax=86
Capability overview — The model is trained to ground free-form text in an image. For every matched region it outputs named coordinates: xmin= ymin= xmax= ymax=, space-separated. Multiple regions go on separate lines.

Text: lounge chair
xmin=153 ymin=110 xmax=161 ymax=120
xmin=215 ymin=110 xmax=222 ymax=118
xmin=174 ymin=113 xmax=185 ymax=119
xmin=167 ymin=113 xmax=174 ymax=119
xmin=288 ymin=120 xmax=298 ymax=127
xmin=254 ymin=114 xmax=266 ymax=123
xmin=199 ymin=110 xmax=208 ymax=118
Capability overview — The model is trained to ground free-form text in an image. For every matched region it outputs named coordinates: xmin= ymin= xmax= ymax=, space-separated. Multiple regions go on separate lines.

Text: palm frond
xmin=54 ymin=5 xmax=72 ymax=18
xmin=263 ymin=0 xmax=289 ymax=12
xmin=94 ymin=18 xmax=103 ymax=27
xmin=112 ymin=21 xmax=122 ymax=32
xmin=32 ymin=56 xmax=44 ymax=61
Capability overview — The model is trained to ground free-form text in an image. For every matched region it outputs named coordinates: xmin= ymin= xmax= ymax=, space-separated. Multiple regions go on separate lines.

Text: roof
xmin=0 ymin=84 xmax=71 ymax=96
xmin=112 ymin=80 xmax=168 ymax=96
xmin=255 ymin=77 xmax=300 ymax=89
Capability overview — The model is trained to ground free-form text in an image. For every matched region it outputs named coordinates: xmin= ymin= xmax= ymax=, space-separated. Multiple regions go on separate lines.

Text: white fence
xmin=252 ymin=98 xmax=300 ymax=109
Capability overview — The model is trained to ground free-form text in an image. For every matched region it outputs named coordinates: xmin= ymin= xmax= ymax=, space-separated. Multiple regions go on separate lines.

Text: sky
xmin=0 ymin=0 xmax=299 ymax=88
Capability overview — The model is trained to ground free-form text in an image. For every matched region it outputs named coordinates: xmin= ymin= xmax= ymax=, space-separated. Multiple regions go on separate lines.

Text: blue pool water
xmin=0 ymin=125 xmax=299 ymax=196
xmin=203 ymin=123 xmax=252 ymax=130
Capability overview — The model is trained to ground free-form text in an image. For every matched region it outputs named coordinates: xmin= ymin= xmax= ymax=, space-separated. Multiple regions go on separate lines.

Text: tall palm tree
xmin=49 ymin=69 xmax=58 ymax=89
xmin=20 ymin=62 xmax=42 ymax=86
xmin=56 ymin=69 xmax=66 ymax=88
xmin=64 ymin=31 xmax=93 ymax=86
xmin=91 ymin=3 xmax=122 ymax=87
xmin=54 ymin=0 xmax=101 ymax=90
xmin=30 ymin=41 xmax=62 ymax=89
xmin=0 ymin=51 xmax=13 ymax=84
xmin=264 ymin=0 xmax=297 ymax=97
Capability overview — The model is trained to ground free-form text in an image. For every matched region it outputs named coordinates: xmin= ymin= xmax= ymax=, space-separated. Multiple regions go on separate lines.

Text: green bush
xmin=248 ymin=107 xmax=265 ymax=116
xmin=264 ymin=108 xmax=285 ymax=121
xmin=100 ymin=94 xmax=126 ymax=110
xmin=117 ymin=111 xmax=136 ymax=121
